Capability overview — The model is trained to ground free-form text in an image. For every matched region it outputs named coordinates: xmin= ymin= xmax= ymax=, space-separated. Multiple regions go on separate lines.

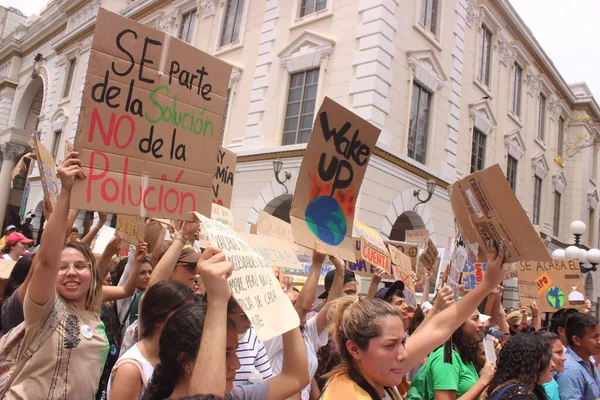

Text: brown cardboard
xmin=116 ymin=215 xmax=145 ymax=244
xmin=449 ymin=164 xmax=552 ymax=263
xmin=0 ymin=260 xmax=16 ymax=280
xmin=212 ymin=146 xmax=236 ymax=208
xmin=256 ymin=211 xmax=311 ymax=256
xmin=516 ymin=259 xmax=586 ymax=313
xmin=11 ymin=152 xmax=34 ymax=188
xmin=239 ymin=233 xmax=303 ymax=271
xmin=405 ymin=229 xmax=429 ymax=248
xmin=353 ymin=220 xmax=391 ymax=274
xmin=72 ymin=9 xmax=231 ymax=221
xmin=419 ymin=239 xmax=438 ymax=271
xmin=346 ymin=238 xmax=378 ymax=277
xmin=290 ymin=97 xmax=381 ymax=262
xmin=31 ymin=137 xmax=59 ymax=211
xmin=144 ymin=219 xmax=164 ymax=253
xmin=386 ymin=240 xmax=419 ymax=271
xmin=64 ymin=140 xmax=73 ymax=160
xmin=211 ymin=203 xmax=234 ymax=227
xmin=195 ymin=212 xmax=299 ymax=342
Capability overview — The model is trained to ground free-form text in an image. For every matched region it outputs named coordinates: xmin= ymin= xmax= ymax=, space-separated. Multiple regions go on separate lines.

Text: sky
xmin=1 ymin=0 xmax=599 ymax=98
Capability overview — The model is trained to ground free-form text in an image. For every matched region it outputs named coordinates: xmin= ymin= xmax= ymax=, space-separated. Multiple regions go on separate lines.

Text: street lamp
xmin=554 ymin=221 xmax=599 ymax=273
xmin=413 ymin=180 xmax=437 ymax=211
xmin=273 ymin=158 xmax=291 ymax=194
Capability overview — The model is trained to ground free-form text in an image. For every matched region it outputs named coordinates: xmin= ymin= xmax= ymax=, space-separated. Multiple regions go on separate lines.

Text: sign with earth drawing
xmin=290 ymin=97 xmax=381 ymax=262
xmin=516 ymin=259 xmax=586 ymax=313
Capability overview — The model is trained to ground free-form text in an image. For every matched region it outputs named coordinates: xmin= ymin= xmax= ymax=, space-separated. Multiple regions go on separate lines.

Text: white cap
xmin=479 ymin=313 xmax=491 ymax=323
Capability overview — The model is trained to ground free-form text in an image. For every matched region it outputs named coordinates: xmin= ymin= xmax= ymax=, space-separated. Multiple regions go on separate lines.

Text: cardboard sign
xmin=64 ymin=140 xmax=74 ymax=159
xmin=212 ymin=146 xmax=236 ymax=208
xmin=449 ymin=164 xmax=551 ymax=263
xmin=116 ymin=215 xmax=145 ymax=244
xmin=195 ymin=212 xmax=299 ymax=342
xmin=419 ymin=239 xmax=438 ymax=272
xmin=346 ymin=238 xmax=378 ymax=276
xmin=256 ymin=211 xmax=311 ymax=256
xmin=462 ymin=259 xmax=487 ymax=291
xmin=31 ymin=137 xmax=59 ymax=210
xmin=354 ymin=221 xmax=391 ymax=274
xmin=445 ymin=235 xmax=468 ymax=298
xmin=518 ymin=280 xmax=538 ymax=307
xmin=239 ymin=233 xmax=303 ymax=271
xmin=516 ymin=259 xmax=586 ymax=313
xmin=484 ymin=335 xmax=497 ymax=365
xmin=71 ymin=9 xmax=231 ymax=221
xmin=290 ymin=97 xmax=381 ymax=262
xmin=0 ymin=260 xmax=16 ymax=280
xmin=405 ymin=229 xmax=429 ymax=247
xmin=144 ymin=219 xmax=164 ymax=253
xmin=211 ymin=203 xmax=234 ymax=227
xmin=386 ymin=241 xmax=419 ymax=270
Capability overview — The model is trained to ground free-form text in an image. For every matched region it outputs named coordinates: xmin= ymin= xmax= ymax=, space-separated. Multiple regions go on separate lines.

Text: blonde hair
xmin=327 ymin=296 xmax=402 ymax=376
xmin=63 ymin=242 xmax=103 ymax=315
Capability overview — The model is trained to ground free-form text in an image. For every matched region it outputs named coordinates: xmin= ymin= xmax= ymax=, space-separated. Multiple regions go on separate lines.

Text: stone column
xmin=0 ymin=142 xmax=26 ymax=228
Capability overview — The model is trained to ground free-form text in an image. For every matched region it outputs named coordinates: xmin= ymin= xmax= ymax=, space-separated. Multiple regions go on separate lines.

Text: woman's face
xmin=551 ymin=339 xmax=566 ymax=373
xmin=12 ymin=242 xmax=26 ymax=256
xmin=137 ymin=263 xmax=153 ymax=291
xmin=461 ymin=311 xmax=485 ymax=342
xmin=540 ymin=354 xmax=556 ymax=384
xmin=390 ymin=295 xmax=409 ymax=322
xmin=351 ymin=316 xmax=408 ymax=388
xmin=225 ymin=325 xmax=241 ymax=391
xmin=170 ymin=264 xmax=196 ymax=290
xmin=102 ymin=271 xmax=111 ymax=286
xmin=56 ymin=247 xmax=92 ymax=307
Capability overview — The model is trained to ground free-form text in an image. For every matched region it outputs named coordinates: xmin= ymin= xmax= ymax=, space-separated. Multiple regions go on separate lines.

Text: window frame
xmin=507 ymin=155 xmax=518 ymax=192
xmin=281 ymin=68 xmax=320 ymax=145
xmin=51 ymin=130 xmax=62 ymax=160
xmin=178 ymin=9 xmax=197 ymax=43
xmin=219 ymin=0 xmax=245 ymax=48
xmin=300 ymin=0 xmax=327 ymax=18
xmin=407 ymin=82 xmax=433 ymax=165
xmin=470 ymin=128 xmax=486 ymax=173
xmin=538 ymin=93 xmax=546 ymax=141
xmin=478 ymin=24 xmax=492 ymax=88
xmin=61 ymin=58 xmax=77 ymax=99
xmin=553 ymin=191 xmax=561 ymax=237
xmin=511 ymin=62 xmax=523 ymax=118
xmin=557 ymin=116 xmax=565 ymax=157
xmin=419 ymin=0 xmax=439 ymax=35
xmin=533 ymin=175 xmax=542 ymax=225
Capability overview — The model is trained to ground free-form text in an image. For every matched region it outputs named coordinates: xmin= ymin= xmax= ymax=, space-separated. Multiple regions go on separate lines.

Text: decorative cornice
xmin=0 ymin=80 xmax=18 ymax=91
xmin=237 ymin=146 xmax=450 ymax=189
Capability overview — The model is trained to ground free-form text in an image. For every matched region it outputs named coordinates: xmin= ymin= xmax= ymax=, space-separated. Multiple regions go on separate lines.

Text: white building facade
xmin=1 ymin=0 xmax=599 ymax=310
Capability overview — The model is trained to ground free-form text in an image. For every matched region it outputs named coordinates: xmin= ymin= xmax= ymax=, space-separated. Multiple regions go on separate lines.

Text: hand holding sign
xmin=198 ymin=246 xmax=233 ymax=302
xmin=480 ymin=242 xmax=505 ymax=290
xmin=58 ymin=152 xmax=86 ymax=191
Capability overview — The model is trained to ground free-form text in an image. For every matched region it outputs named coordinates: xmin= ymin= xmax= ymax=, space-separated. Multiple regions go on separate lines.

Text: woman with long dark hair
xmin=0 ymin=254 xmax=34 ymax=335
xmin=486 ymin=333 xmax=555 ymax=399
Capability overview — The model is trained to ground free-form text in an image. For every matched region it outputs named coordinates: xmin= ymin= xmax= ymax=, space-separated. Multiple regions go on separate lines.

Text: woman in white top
xmin=108 ymin=280 xmax=195 ymax=400
xmin=1 ymin=232 xmax=32 ymax=261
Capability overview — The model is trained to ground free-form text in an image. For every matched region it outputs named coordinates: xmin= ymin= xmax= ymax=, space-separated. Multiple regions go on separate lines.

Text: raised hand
xmin=135 ymin=241 xmax=148 ymax=263
xmin=481 ymin=240 xmax=505 ymax=289
xmin=198 ymin=246 xmax=232 ymax=302
xmin=58 ymin=152 xmax=85 ymax=191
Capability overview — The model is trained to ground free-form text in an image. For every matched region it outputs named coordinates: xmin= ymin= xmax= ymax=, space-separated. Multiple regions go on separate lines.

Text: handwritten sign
xmin=212 ymin=146 xmax=236 ymax=208
xmin=211 ymin=203 xmax=234 ymax=227
xmin=290 ymin=97 xmax=381 ymax=262
xmin=354 ymin=221 xmax=391 ymax=274
xmin=405 ymin=229 xmax=429 ymax=247
xmin=516 ymin=259 xmax=585 ymax=313
xmin=116 ymin=215 xmax=145 ymax=244
xmin=195 ymin=212 xmax=299 ymax=341
xmin=445 ymin=235 xmax=468 ymax=298
xmin=71 ymin=9 xmax=231 ymax=220
xmin=518 ymin=281 xmax=538 ymax=308
xmin=386 ymin=241 xmax=419 ymax=270
xmin=347 ymin=239 xmax=378 ymax=276
xmin=239 ymin=233 xmax=303 ymax=271
xmin=31 ymin=137 xmax=59 ymax=210
xmin=257 ymin=211 xmax=294 ymax=242
xmin=419 ymin=239 xmax=438 ymax=271
xmin=462 ymin=259 xmax=487 ymax=291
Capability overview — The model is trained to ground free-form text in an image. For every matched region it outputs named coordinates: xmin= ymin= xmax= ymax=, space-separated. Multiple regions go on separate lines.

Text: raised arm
xmin=64 ymin=208 xmax=80 ymax=242
xmin=366 ymin=267 xmax=385 ymax=300
xmin=293 ymin=252 xmax=324 ymax=319
xmin=413 ymin=284 xmax=454 ymax=335
xmin=29 ymin=152 xmax=85 ymax=307
xmin=190 ymin=246 xmax=231 ymax=396
xmin=421 ymin=270 xmax=432 ymax=303
xmin=404 ymin=248 xmax=504 ymax=373
xmin=81 ymin=212 xmax=107 ymax=245
xmin=102 ymin=242 xmax=147 ymax=302
xmin=313 ymin=256 xmax=345 ymax=333
xmin=146 ymin=219 xmax=198 ymax=290
xmin=96 ymin=235 xmax=123 ymax=278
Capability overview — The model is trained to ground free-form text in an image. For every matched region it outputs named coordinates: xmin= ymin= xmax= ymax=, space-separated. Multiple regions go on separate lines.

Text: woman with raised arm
xmin=0 ymin=152 xmax=109 ymax=399
xmin=319 ymin=247 xmax=505 ymax=399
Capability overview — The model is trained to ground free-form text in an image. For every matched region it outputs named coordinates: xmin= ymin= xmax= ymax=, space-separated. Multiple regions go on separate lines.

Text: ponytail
xmin=141 ymin=363 xmax=178 ymax=400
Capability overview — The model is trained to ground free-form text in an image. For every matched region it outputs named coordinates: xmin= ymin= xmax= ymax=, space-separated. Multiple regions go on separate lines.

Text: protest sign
xmin=445 ymin=235 xmax=468 ymax=298
xmin=516 ymin=259 xmax=586 ymax=313
xmin=116 ymin=215 xmax=145 ymax=244
xmin=449 ymin=164 xmax=551 ymax=263
xmin=517 ymin=281 xmax=538 ymax=307
xmin=405 ymin=229 xmax=429 ymax=248
xmin=391 ymin=249 xmax=415 ymax=290
xmin=212 ymin=146 xmax=236 ymax=208
xmin=31 ymin=137 xmax=59 ymax=210
xmin=239 ymin=233 xmax=303 ymax=271
xmin=346 ymin=239 xmax=378 ymax=276
xmin=195 ymin=212 xmax=299 ymax=342
xmin=353 ymin=220 xmax=391 ymax=274
xmin=419 ymin=239 xmax=438 ymax=271
xmin=462 ymin=259 xmax=487 ymax=291
xmin=290 ymin=97 xmax=381 ymax=262
xmin=256 ymin=211 xmax=311 ymax=257
xmin=0 ymin=260 xmax=16 ymax=280
xmin=211 ymin=203 xmax=234 ymax=227
xmin=92 ymin=225 xmax=116 ymax=254
xmin=386 ymin=241 xmax=419 ymax=270
xmin=71 ymin=9 xmax=231 ymax=221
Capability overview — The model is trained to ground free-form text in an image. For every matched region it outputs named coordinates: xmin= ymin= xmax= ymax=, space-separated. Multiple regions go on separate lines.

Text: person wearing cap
xmin=0 ymin=225 xmax=17 ymax=251
xmin=485 ymin=325 xmax=509 ymax=344
xmin=1 ymin=231 xmax=33 ymax=261
xmin=506 ymin=306 xmax=533 ymax=335
xmin=407 ymin=311 xmax=495 ymax=400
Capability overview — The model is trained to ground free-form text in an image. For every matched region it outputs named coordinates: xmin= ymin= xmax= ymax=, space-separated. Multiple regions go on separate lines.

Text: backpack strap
xmin=489 ymin=383 xmax=519 ymax=400
xmin=111 ymin=358 xmax=148 ymax=388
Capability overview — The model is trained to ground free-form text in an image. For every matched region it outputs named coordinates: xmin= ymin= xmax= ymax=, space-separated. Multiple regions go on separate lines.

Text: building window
xmin=590 ymin=208 xmax=595 ymax=245
xmin=300 ymin=0 xmax=327 ymax=17
xmin=51 ymin=130 xmax=62 ymax=159
xmin=62 ymin=59 xmax=76 ymax=98
xmin=553 ymin=191 xmax=561 ymax=236
xmin=533 ymin=176 xmax=542 ymax=225
xmin=220 ymin=88 xmax=231 ymax=145
xmin=220 ymin=0 xmax=244 ymax=47
xmin=593 ymin=145 xmax=598 ymax=180
xmin=538 ymin=93 xmax=546 ymax=141
xmin=557 ymin=116 xmax=565 ymax=157
xmin=282 ymin=69 xmax=319 ymax=145
xmin=478 ymin=24 xmax=492 ymax=87
xmin=507 ymin=156 xmax=518 ymax=192
xmin=470 ymin=129 xmax=486 ymax=173
xmin=408 ymin=82 xmax=432 ymax=164
xmin=511 ymin=62 xmax=523 ymax=117
xmin=420 ymin=0 xmax=438 ymax=35
xmin=178 ymin=10 xmax=197 ymax=43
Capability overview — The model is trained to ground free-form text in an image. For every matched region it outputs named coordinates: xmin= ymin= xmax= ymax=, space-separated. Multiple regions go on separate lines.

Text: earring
xmin=187 ymin=369 xmax=191 ymax=376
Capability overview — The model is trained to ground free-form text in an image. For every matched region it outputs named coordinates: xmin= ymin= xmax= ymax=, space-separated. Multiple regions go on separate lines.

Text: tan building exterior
xmin=1 ymin=0 xmax=599 ymax=309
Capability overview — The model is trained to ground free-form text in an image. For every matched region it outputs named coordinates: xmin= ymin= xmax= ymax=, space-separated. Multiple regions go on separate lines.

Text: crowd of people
xmin=0 ymin=152 xmax=598 ymax=400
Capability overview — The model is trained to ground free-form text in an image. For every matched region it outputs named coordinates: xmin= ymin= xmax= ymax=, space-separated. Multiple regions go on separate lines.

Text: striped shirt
xmin=234 ymin=328 xmax=273 ymax=386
